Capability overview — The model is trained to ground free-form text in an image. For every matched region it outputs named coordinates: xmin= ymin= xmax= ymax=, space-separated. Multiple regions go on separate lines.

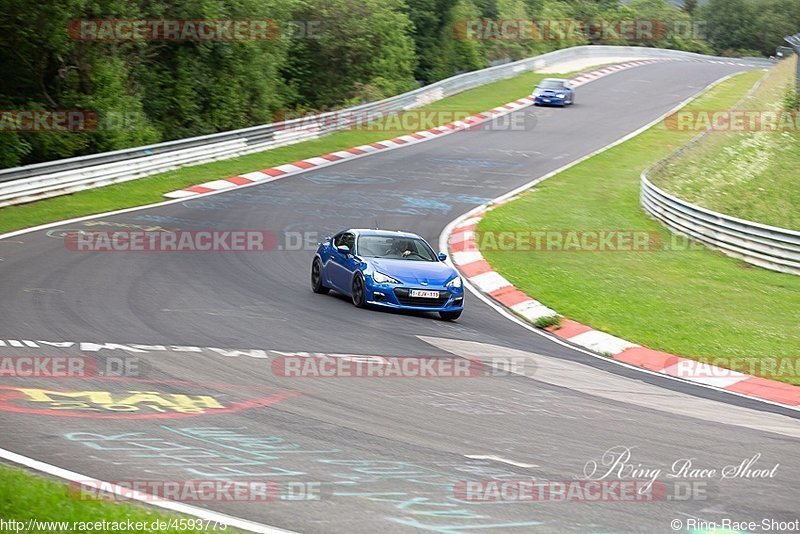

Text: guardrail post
xmin=784 ymin=33 xmax=800 ymax=93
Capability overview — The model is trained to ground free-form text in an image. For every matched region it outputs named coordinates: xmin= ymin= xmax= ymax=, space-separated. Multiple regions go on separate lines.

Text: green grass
xmin=0 ymin=463 xmax=235 ymax=533
xmin=478 ymin=68 xmax=800 ymax=384
xmin=651 ymin=57 xmax=800 ymax=230
xmin=0 ymin=69 xmax=573 ymax=235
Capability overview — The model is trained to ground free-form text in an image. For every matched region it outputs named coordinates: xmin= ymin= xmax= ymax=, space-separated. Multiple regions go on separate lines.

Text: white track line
xmin=0 ymin=447 xmax=298 ymax=533
xmin=464 ymin=455 xmax=539 ymax=468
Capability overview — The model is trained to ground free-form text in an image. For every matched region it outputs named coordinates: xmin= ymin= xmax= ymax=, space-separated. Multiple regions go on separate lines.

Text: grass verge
xmin=0 ymin=69 xmax=577 ymax=235
xmin=478 ymin=68 xmax=800 ymax=385
xmin=650 ymin=56 xmax=800 ymax=230
xmin=0 ymin=463 xmax=234 ymax=533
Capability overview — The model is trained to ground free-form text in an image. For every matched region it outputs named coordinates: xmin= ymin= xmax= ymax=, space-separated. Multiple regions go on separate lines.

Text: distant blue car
xmin=311 ymin=229 xmax=464 ymax=320
xmin=532 ymin=78 xmax=575 ymax=106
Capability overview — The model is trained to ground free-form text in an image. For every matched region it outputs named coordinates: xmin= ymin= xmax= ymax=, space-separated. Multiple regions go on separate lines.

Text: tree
xmin=284 ymin=0 xmax=416 ymax=107
xmin=681 ymin=0 xmax=699 ymax=17
xmin=700 ymin=0 xmax=759 ymax=54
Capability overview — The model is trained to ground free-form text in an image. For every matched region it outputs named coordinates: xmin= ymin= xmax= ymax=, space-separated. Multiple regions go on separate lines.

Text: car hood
xmin=368 ymin=258 xmax=457 ymax=285
xmin=535 ymin=87 xmax=566 ymax=95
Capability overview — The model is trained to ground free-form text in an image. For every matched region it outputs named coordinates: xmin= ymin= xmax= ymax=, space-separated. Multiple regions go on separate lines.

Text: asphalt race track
xmin=1 ymin=61 xmax=798 ymax=533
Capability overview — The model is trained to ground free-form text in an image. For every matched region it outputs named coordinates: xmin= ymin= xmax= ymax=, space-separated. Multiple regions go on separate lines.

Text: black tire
xmin=351 ymin=274 xmax=366 ymax=308
xmin=439 ymin=309 xmax=462 ymax=321
xmin=311 ymin=258 xmax=330 ymax=294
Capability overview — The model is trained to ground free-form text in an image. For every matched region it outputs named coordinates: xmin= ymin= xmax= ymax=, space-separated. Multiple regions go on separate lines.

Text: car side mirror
xmin=337 ymin=245 xmax=351 ymax=255
xmin=438 ymin=252 xmax=447 ymax=261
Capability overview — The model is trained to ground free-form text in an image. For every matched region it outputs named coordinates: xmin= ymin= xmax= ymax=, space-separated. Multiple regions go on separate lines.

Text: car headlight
xmin=446 ymin=276 xmax=462 ymax=288
xmin=373 ymin=271 xmax=400 ymax=284
xmin=556 ymin=93 xmax=565 ymax=98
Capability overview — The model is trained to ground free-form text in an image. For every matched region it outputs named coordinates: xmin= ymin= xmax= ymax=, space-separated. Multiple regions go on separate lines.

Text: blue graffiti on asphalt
xmin=401 ymin=196 xmax=453 ymax=213
xmin=426 ymin=157 xmax=524 ymax=169
xmin=131 ymin=214 xmax=229 ymax=229
xmin=181 ymin=186 xmax=491 ymax=217
xmin=64 ymin=426 xmax=544 ymax=531
xmin=301 ymin=173 xmax=397 ymax=185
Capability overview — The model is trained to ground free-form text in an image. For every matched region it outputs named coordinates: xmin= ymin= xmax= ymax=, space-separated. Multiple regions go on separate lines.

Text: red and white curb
xmin=164 ymin=60 xmax=665 ymax=200
xmin=446 ymin=208 xmax=800 ymax=409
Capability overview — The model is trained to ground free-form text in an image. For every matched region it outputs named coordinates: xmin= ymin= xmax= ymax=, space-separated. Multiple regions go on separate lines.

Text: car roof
xmin=343 ymin=229 xmax=423 ymax=239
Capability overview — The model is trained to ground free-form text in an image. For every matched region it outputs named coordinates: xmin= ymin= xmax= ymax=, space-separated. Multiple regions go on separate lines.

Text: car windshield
xmin=357 ymin=235 xmax=437 ymax=261
xmin=539 ymin=80 xmax=565 ymax=90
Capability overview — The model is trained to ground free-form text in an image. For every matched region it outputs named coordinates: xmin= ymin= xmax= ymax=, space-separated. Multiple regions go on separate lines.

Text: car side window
xmin=341 ymin=233 xmax=355 ymax=252
xmin=334 ymin=233 xmax=355 ymax=252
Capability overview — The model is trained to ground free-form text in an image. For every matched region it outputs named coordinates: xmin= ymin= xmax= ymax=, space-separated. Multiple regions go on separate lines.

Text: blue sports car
xmin=311 ymin=229 xmax=464 ymax=320
xmin=532 ymin=78 xmax=575 ymax=106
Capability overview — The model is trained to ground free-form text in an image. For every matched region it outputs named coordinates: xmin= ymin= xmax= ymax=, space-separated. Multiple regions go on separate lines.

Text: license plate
xmin=542 ymin=98 xmax=550 ymax=102
xmin=410 ymin=290 xmax=439 ymax=298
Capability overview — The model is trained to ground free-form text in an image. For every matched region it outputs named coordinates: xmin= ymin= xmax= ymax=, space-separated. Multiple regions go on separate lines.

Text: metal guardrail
xmin=0 ymin=45 xmax=773 ymax=207
xmin=641 ymin=61 xmax=800 ymax=277
xmin=641 ymin=172 xmax=800 ymax=276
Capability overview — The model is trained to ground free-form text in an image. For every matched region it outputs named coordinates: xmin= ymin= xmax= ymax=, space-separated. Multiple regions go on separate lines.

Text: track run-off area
xmin=1 ymin=61 xmax=798 ymax=534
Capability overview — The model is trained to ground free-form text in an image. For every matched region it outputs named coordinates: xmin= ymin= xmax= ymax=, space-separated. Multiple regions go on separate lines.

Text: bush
xmin=533 ymin=315 xmax=562 ymax=329
xmin=783 ymin=85 xmax=800 ymax=111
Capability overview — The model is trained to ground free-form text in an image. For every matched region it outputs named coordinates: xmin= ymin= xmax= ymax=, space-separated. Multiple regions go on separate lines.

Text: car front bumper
xmin=365 ymin=282 xmax=464 ymax=312
xmin=534 ymin=95 xmax=567 ymax=106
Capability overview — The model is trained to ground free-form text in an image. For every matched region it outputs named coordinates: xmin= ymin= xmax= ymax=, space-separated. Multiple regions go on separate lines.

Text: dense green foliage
xmin=0 ymin=0 xmax=796 ymax=167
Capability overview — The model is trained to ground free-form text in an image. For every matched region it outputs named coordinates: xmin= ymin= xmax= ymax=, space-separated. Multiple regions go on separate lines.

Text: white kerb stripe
xmin=469 ymin=271 xmax=512 ymax=293
xmin=274 ymin=164 xmax=303 ymax=173
xmin=198 ymin=180 xmax=236 ymax=191
xmin=302 ymin=157 xmax=330 ymax=166
xmin=662 ymin=361 xmax=751 ymax=388
xmin=452 ymin=250 xmax=484 ymax=265
xmin=240 ymin=171 xmax=273 ymax=181
xmin=373 ymin=140 xmax=399 ymax=148
xmin=568 ymin=330 xmax=639 ymax=355
xmin=511 ymin=300 xmax=558 ymax=321
xmin=354 ymin=144 xmax=380 ymax=153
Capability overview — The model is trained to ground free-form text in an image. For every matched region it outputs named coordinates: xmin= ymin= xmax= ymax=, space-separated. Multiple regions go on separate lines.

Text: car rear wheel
xmin=311 ymin=258 xmax=330 ymax=294
xmin=439 ymin=310 xmax=462 ymax=321
xmin=351 ymin=274 xmax=366 ymax=308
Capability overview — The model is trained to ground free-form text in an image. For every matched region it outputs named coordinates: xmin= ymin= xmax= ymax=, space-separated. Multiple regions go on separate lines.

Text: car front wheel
xmin=351 ymin=274 xmax=366 ymax=308
xmin=311 ymin=258 xmax=330 ymax=294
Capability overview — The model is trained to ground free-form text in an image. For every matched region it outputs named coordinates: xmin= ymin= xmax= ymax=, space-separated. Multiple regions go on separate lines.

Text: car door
xmin=329 ymin=232 xmax=357 ymax=292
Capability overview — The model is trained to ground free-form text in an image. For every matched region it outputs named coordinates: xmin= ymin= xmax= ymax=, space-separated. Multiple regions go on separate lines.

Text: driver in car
xmin=390 ymin=238 xmax=415 ymax=258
